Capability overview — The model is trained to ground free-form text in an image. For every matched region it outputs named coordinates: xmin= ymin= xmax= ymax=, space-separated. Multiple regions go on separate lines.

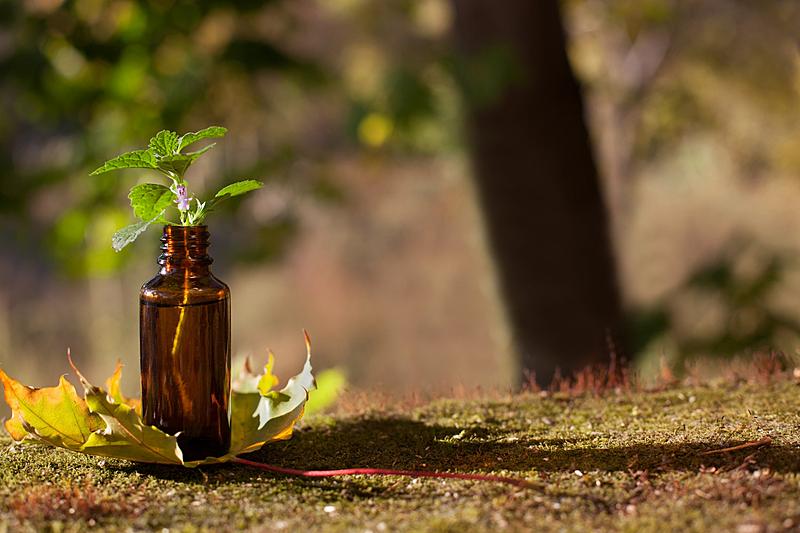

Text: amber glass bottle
xmin=140 ymin=225 xmax=231 ymax=461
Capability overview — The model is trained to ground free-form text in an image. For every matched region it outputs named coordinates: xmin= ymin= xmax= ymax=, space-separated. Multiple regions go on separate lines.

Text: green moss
xmin=2 ymin=382 xmax=800 ymax=532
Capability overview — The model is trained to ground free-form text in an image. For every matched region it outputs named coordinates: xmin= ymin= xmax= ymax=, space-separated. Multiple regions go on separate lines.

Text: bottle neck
xmin=158 ymin=225 xmax=213 ymax=275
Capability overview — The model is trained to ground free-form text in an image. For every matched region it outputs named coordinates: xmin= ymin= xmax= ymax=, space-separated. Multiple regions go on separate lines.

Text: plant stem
xmin=231 ymin=457 xmax=535 ymax=489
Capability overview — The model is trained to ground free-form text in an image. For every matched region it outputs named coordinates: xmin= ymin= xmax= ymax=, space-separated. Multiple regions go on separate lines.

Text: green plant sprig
xmin=91 ymin=126 xmax=263 ymax=251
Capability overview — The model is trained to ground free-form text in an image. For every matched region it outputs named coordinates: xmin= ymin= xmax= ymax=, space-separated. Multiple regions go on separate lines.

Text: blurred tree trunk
xmin=451 ymin=0 xmax=626 ymax=387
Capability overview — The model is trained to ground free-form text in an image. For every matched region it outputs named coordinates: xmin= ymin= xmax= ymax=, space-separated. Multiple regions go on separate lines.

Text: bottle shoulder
xmin=140 ymin=271 xmax=230 ymax=305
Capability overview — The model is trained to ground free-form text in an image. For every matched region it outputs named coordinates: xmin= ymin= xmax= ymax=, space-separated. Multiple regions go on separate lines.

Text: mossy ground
xmin=2 ymin=381 xmax=800 ymax=532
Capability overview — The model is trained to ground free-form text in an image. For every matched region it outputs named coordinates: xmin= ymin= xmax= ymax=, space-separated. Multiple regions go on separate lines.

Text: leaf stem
xmin=231 ymin=457 xmax=535 ymax=489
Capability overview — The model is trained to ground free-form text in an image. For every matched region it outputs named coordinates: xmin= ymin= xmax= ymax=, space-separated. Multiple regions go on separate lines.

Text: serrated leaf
xmin=148 ymin=130 xmax=180 ymax=157
xmin=0 ymin=369 xmax=101 ymax=450
xmin=111 ymin=215 xmax=160 ymax=252
xmin=214 ymin=180 xmax=264 ymax=199
xmin=178 ymin=126 xmax=227 ymax=151
xmin=128 ymin=184 xmax=173 ymax=222
xmin=90 ymin=150 xmax=157 ymax=175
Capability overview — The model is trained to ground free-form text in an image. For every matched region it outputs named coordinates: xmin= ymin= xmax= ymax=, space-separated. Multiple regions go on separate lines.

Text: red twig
xmin=231 ymin=457 xmax=534 ymax=489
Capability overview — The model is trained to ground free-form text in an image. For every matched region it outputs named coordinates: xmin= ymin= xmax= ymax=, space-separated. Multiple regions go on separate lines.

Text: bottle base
xmin=177 ymin=434 xmax=230 ymax=462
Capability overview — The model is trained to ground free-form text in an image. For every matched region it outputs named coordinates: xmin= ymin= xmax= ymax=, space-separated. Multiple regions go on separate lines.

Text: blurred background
xmin=1 ymin=0 xmax=800 ymax=408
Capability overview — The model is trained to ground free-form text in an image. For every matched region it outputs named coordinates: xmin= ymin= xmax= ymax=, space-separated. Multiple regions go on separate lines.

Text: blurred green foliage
xmin=0 ymin=0 xmax=460 ymax=277
xmin=630 ymin=238 xmax=800 ymax=369
xmin=304 ymin=367 xmax=347 ymax=415
xmin=1 ymin=0 xmax=308 ymax=275
xmin=567 ymin=0 xmax=800 ymax=367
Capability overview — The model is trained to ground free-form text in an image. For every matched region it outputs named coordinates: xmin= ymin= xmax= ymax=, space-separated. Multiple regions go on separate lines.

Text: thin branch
xmin=699 ymin=437 xmax=772 ymax=456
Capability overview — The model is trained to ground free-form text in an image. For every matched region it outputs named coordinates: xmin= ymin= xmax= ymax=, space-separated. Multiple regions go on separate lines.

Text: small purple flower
xmin=174 ymin=184 xmax=192 ymax=212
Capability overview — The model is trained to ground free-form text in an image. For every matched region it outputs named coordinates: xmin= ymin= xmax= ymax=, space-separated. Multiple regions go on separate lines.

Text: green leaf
xmin=156 ymin=155 xmax=192 ymax=175
xmin=156 ymin=144 xmax=215 ymax=175
xmin=214 ymin=180 xmax=264 ymax=199
xmin=178 ymin=126 xmax=227 ymax=151
xmin=111 ymin=215 xmax=160 ymax=252
xmin=90 ymin=150 xmax=157 ymax=175
xmin=148 ymin=130 xmax=180 ymax=157
xmin=0 ymin=369 xmax=102 ymax=450
xmin=184 ymin=143 xmax=216 ymax=158
xmin=128 ymin=183 xmax=173 ymax=222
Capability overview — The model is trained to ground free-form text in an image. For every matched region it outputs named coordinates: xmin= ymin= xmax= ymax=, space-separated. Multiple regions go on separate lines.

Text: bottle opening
xmin=159 ymin=225 xmax=212 ymax=270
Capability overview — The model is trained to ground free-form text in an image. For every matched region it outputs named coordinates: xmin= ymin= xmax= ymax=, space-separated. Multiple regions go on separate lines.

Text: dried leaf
xmin=252 ymin=333 xmax=315 ymax=431
xmin=0 ymin=333 xmax=316 ymax=467
xmin=4 ymin=411 xmax=28 ymax=441
xmin=224 ymin=335 xmax=316 ymax=459
xmin=0 ymin=369 xmax=101 ymax=450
